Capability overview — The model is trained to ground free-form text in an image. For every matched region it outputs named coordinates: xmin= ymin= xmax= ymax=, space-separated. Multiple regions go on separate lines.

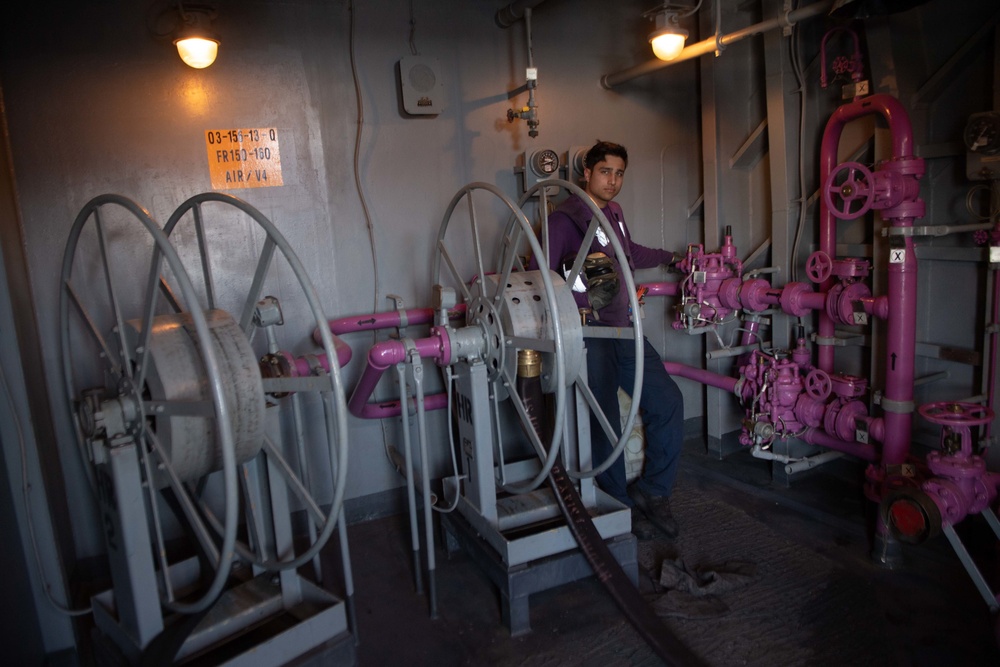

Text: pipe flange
xmin=881 ymin=486 xmax=942 ymax=544
xmin=779 ymin=281 xmax=813 ymax=317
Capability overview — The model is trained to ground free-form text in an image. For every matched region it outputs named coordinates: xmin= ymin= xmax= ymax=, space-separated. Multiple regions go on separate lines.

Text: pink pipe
xmin=739 ymin=318 xmax=760 ymax=349
xmin=819 ymin=94 xmax=919 ymax=467
xmin=313 ymin=305 xmax=466 ymax=343
xmin=663 ymin=361 xmax=738 ymax=394
xmin=354 ymin=391 xmax=449 ymax=420
xmin=801 ymin=427 xmax=878 ymax=462
xmin=818 ymin=94 xmax=914 ymax=372
xmin=286 ymin=334 xmax=354 ymax=374
xmin=348 ymin=333 xmax=449 ymax=419
xmin=859 ymin=295 xmax=890 ymax=321
xmin=643 ymin=282 xmax=680 ymax=297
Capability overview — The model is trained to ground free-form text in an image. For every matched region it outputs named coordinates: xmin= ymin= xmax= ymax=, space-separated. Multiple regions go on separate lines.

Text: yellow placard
xmin=205 ymin=128 xmax=283 ymax=189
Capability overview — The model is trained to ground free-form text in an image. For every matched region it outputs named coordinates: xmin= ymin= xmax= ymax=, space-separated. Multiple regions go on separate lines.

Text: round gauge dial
xmin=530 ymin=149 xmax=560 ymax=176
xmin=964 ymin=113 xmax=1000 ymax=155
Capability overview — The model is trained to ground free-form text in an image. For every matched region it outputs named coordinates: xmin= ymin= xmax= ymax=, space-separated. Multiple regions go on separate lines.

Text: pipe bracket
xmin=880 ymin=397 xmax=915 ymax=414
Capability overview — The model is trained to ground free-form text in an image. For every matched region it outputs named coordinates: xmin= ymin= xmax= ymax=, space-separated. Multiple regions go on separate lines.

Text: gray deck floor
xmin=331 ymin=443 xmax=1000 ymax=667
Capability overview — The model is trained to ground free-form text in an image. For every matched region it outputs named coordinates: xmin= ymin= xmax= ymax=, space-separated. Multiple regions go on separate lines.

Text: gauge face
xmin=964 ymin=113 xmax=1000 ymax=156
xmin=530 ymin=149 xmax=560 ymax=176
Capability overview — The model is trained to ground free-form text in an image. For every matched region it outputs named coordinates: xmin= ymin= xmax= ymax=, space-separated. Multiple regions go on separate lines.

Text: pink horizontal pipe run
xmin=348 ymin=334 xmax=448 ymax=418
xmin=663 ymin=361 xmax=738 ymax=394
xmin=642 ymin=282 xmax=680 ymax=297
xmin=801 ymin=427 xmax=878 ymax=462
xmin=354 ymin=390 xmax=449 ymax=420
xmin=313 ymin=305 xmax=466 ymax=343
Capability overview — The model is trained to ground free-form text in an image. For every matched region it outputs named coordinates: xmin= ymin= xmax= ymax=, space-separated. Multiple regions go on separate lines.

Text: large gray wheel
xmin=432 ymin=182 xmax=571 ymax=494
xmin=163 ymin=193 xmax=350 ymax=572
xmin=60 ymin=195 xmax=240 ymax=615
xmin=502 ymin=179 xmax=644 ymax=480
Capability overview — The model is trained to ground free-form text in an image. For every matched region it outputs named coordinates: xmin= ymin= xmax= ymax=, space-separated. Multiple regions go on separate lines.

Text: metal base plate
xmin=456 ymin=486 xmax=632 ymax=567
xmin=92 ymin=568 xmax=353 ymax=666
xmin=441 ymin=508 xmax=638 ymax=637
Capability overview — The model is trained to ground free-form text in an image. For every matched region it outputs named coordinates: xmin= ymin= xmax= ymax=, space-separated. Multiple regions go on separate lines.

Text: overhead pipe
xmin=601 ymin=0 xmax=834 ymax=89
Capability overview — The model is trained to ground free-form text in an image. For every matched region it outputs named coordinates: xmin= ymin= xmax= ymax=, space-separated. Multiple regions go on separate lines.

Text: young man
xmin=542 ymin=140 xmax=684 ymax=540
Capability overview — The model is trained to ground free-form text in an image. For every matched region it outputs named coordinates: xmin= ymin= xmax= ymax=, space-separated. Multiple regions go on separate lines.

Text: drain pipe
xmin=495 ymin=0 xmax=550 ymax=28
xmin=601 ymin=0 xmax=834 ymax=89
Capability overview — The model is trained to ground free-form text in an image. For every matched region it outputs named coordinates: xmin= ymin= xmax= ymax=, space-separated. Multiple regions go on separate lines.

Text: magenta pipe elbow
xmin=348 ymin=340 xmax=407 ymax=417
xmin=348 ymin=333 xmax=449 ymax=419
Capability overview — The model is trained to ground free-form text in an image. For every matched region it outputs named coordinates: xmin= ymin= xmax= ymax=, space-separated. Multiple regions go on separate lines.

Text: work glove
xmin=581 ymin=252 xmax=619 ymax=311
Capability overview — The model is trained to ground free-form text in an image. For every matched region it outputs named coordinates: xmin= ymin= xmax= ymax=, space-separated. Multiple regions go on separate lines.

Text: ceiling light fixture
xmin=644 ymin=2 xmax=702 ymax=62
xmin=173 ymin=4 xmax=220 ymax=69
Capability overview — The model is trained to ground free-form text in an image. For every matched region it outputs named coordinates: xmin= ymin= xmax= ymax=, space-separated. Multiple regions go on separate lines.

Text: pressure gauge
xmin=529 ymin=148 xmax=560 ymax=177
xmin=964 ymin=112 xmax=1000 ymax=155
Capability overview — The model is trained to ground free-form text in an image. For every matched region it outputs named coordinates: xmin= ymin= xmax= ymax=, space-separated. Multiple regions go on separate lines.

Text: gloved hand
xmin=582 ymin=252 xmax=619 ymax=311
xmin=664 ymin=253 xmax=685 ymax=273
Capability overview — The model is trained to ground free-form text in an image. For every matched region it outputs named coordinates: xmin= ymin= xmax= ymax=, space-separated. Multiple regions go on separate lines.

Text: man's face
xmin=583 ymin=155 xmax=626 ymax=208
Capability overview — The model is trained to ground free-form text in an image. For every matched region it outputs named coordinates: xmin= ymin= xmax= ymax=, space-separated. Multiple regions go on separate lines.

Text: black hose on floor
xmin=516 ymin=353 xmax=705 ymax=667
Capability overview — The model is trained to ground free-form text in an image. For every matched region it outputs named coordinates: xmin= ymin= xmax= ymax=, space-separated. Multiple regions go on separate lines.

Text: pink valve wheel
xmin=918 ymin=401 xmax=994 ymax=427
xmin=805 ymin=251 xmax=833 ymax=284
xmin=824 ymin=161 xmax=874 ymax=220
xmin=805 ymin=369 xmax=832 ymax=401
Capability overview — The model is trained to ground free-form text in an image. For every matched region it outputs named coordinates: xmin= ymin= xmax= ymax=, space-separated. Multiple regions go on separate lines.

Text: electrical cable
xmin=433 ymin=365 xmax=462 ymax=513
xmin=0 ymin=358 xmax=91 ymax=616
xmin=350 ymin=0 xmax=396 ymax=461
xmin=408 ymin=0 xmax=419 ymax=55
xmin=348 ymin=0 xmax=381 ymax=315
xmin=788 ymin=0 xmax=809 ymax=284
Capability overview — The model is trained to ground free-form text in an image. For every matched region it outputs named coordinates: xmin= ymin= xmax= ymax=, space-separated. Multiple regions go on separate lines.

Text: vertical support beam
xmin=762 ymin=0 xmax=803 ymax=482
xmin=699 ymin=6 xmax=729 ymax=460
xmin=454 ymin=360 xmax=498 ymax=524
xmin=99 ymin=442 xmax=163 ymax=648
xmin=0 ymin=86 xmax=77 ymax=651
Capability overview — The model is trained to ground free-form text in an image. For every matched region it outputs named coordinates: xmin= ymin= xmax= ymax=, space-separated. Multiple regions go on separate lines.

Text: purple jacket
xmin=534 ymin=194 xmax=673 ymax=327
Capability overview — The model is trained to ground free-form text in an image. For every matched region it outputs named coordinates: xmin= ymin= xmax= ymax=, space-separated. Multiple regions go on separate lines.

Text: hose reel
xmin=59 ymin=192 xmax=353 ymax=662
xmin=432 ymin=179 xmax=645 ymax=493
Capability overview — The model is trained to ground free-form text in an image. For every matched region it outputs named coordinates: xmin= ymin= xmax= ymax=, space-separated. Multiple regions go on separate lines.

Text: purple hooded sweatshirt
xmin=536 ymin=194 xmax=673 ymax=327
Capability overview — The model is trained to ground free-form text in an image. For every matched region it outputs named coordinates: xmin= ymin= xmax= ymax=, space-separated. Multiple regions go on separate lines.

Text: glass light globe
xmin=175 ymin=37 xmax=219 ymax=69
xmin=649 ymin=28 xmax=688 ymax=61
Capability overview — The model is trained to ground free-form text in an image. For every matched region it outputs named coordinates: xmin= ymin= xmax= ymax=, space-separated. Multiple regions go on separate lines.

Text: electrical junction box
xmin=399 ymin=55 xmax=444 ymax=115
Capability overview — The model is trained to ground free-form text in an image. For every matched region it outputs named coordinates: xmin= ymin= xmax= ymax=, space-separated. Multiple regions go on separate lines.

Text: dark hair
xmin=584 ymin=140 xmax=628 ymax=171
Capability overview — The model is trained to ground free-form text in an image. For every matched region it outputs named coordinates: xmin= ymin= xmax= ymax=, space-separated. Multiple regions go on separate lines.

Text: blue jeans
xmin=586 ymin=336 xmax=684 ymax=506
